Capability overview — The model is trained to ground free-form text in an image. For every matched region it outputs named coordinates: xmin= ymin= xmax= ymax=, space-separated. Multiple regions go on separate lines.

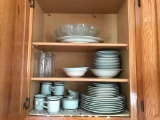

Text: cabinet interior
xmin=29 ymin=0 xmax=131 ymax=117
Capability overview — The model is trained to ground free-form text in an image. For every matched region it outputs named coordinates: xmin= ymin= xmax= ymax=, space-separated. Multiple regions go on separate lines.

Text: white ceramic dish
xmin=63 ymin=67 xmax=88 ymax=77
xmin=95 ymin=57 xmax=119 ymax=60
xmin=81 ymin=105 xmax=124 ymax=113
xmin=94 ymin=62 xmax=120 ymax=66
xmin=81 ymin=98 xmax=124 ymax=104
xmin=63 ymin=67 xmax=88 ymax=71
xmin=94 ymin=59 xmax=120 ymax=63
xmin=94 ymin=65 xmax=120 ymax=69
xmin=92 ymin=82 xmax=118 ymax=87
xmin=91 ymin=69 xmax=122 ymax=78
xmin=62 ymin=96 xmax=79 ymax=109
xmin=81 ymin=94 xmax=125 ymax=100
xmin=96 ymin=50 xmax=120 ymax=54
xmin=96 ymin=54 xmax=119 ymax=58
xmin=57 ymin=36 xmax=103 ymax=43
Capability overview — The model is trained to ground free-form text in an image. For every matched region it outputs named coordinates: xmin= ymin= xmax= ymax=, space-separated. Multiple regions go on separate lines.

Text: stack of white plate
xmin=56 ymin=36 xmax=103 ymax=43
xmin=81 ymin=83 xmax=125 ymax=114
xmin=94 ymin=50 xmax=120 ymax=69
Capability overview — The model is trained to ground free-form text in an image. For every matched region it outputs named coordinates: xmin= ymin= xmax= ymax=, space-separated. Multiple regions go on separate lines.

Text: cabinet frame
xmin=24 ymin=0 xmax=139 ymax=120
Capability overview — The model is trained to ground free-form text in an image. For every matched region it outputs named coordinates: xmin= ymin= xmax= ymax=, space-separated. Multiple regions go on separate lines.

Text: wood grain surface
xmin=134 ymin=0 xmax=144 ymax=119
xmin=36 ymin=0 xmax=125 ymax=14
xmin=127 ymin=0 xmax=138 ymax=120
xmin=0 ymin=0 xmax=16 ymax=119
xmin=141 ymin=0 xmax=160 ymax=120
xmin=8 ymin=0 xmax=31 ymax=120
xmin=25 ymin=116 xmax=130 ymax=120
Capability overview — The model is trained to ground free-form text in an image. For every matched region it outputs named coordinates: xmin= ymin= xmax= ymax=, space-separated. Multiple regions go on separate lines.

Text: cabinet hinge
xmin=28 ymin=0 xmax=35 ymax=8
xmin=141 ymin=100 xmax=144 ymax=112
xmin=138 ymin=0 xmax=140 ymax=7
xmin=23 ymin=97 xmax=30 ymax=110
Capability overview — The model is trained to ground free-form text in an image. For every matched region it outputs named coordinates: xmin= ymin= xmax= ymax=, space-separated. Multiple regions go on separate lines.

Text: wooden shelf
xmin=32 ymin=42 xmax=128 ymax=52
xmin=31 ymin=77 xmax=129 ymax=82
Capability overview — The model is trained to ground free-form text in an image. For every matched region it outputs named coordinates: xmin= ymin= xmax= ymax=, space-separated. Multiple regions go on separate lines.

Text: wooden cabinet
xmin=22 ymin=0 xmax=138 ymax=119
xmin=0 ymin=0 xmax=158 ymax=120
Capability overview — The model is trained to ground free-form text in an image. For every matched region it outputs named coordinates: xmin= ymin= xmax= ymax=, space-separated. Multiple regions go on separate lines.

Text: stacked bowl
xmin=91 ymin=50 xmax=122 ymax=78
xmin=81 ymin=83 xmax=125 ymax=114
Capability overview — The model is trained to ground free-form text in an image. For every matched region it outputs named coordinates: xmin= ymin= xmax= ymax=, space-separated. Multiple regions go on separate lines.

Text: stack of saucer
xmin=81 ymin=83 xmax=125 ymax=114
xmin=94 ymin=50 xmax=121 ymax=69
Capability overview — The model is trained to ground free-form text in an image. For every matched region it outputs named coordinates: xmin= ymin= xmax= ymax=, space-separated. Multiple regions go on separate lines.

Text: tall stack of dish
xmin=91 ymin=50 xmax=122 ymax=78
xmin=81 ymin=83 xmax=125 ymax=114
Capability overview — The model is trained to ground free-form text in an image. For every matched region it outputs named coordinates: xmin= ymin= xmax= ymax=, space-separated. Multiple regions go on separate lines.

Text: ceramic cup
xmin=43 ymin=96 xmax=60 ymax=113
xmin=50 ymin=82 xmax=65 ymax=95
xmin=34 ymin=94 xmax=47 ymax=111
xmin=41 ymin=82 xmax=52 ymax=95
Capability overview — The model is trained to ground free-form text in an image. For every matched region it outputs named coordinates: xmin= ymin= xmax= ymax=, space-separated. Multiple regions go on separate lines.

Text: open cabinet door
xmin=8 ymin=0 xmax=32 ymax=119
xmin=141 ymin=0 xmax=160 ymax=120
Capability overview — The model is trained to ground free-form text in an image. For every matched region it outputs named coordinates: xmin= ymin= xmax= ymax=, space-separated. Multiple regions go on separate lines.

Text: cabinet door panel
xmin=0 ymin=0 xmax=16 ymax=119
xmin=8 ymin=0 xmax=31 ymax=119
xmin=141 ymin=0 xmax=160 ymax=120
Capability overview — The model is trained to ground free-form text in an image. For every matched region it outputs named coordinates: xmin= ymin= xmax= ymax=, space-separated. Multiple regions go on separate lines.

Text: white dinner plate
xmin=96 ymin=50 xmax=120 ymax=54
xmin=92 ymin=83 xmax=118 ymax=87
xmin=94 ymin=62 xmax=120 ymax=66
xmin=81 ymin=105 xmax=124 ymax=113
xmin=94 ymin=59 xmax=120 ymax=63
xmin=57 ymin=36 xmax=103 ymax=43
xmin=81 ymin=94 xmax=125 ymax=100
xmin=96 ymin=54 xmax=119 ymax=58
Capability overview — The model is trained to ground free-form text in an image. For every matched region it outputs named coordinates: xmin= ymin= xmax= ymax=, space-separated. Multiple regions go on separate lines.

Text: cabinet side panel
xmin=32 ymin=1 xmax=44 ymax=42
xmin=117 ymin=1 xmax=129 ymax=78
xmin=0 ymin=0 xmax=16 ymax=119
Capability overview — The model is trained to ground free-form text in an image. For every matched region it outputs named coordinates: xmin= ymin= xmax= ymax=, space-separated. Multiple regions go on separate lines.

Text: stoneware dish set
xmin=34 ymin=82 xmax=125 ymax=114
xmin=63 ymin=50 xmax=122 ymax=78
xmin=34 ymin=82 xmax=79 ymax=113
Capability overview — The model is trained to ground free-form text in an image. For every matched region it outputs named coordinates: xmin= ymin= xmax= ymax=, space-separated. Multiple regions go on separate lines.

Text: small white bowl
xmin=63 ymin=67 xmax=88 ymax=77
xmin=90 ymin=69 xmax=122 ymax=78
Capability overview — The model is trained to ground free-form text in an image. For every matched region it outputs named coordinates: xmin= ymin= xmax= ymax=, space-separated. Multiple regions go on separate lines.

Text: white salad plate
xmin=87 ymin=85 xmax=119 ymax=90
xmin=96 ymin=57 xmax=120 ymax=60
xmin=94 ymin=65 xmax=120 ymax=69
xmin=96 ymin=50 xmax=120 ymax=54
xmin=94 ymin=62 xmax=120 ymax=66
xmin=94 ymin=59 xmax=120 ymax=63
xmin=95 ymin=54 xmax=119 ymax=58
xmin=57 ymin=36 xmax=103 ymax=43
xmin=92 ymin=83 xmax=118 ymax=87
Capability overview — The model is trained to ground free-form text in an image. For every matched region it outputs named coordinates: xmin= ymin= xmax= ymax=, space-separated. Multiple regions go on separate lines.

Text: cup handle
xmin=50 ymin=86 xmax=55 ymax=92
xmin=42 ymin=101 xmax=48 ymax=108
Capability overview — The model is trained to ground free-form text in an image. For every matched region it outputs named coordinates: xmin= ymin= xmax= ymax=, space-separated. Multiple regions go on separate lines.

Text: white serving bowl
xmin=90 ymin=69 xmax=122 ymax=78
xmin=55 ymin=23 xmax=99 ymax=37
xmin=63 ymin=67 xmax=88 ymax=77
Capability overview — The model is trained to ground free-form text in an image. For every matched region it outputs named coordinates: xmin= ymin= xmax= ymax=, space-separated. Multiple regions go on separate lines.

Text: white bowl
xmin=90 ymin=69 xmax=122 ymax=78
xmin=63 ymin=67 xmax=88 ymax=77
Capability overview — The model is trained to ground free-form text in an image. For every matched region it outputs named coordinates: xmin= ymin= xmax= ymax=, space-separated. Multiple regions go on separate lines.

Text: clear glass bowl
xmin=55 ymin=23 xmax=100 ymax=37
